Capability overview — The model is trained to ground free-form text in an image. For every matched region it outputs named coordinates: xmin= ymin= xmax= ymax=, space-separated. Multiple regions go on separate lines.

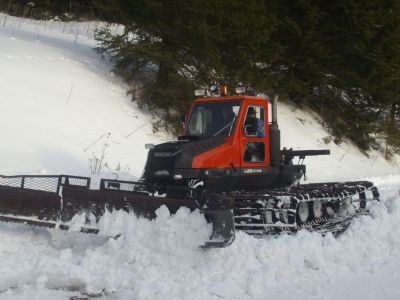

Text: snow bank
xmin=0 ymin=175 xmax=398 ymax=300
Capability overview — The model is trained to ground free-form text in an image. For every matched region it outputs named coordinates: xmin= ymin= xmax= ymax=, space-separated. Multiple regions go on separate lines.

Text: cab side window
xmin=243 ymin=106 xmax=265 ymax=137
xmin=244 ymin=142 xmax=265 ymax=162
xmin=243 ymin=106 xmax=265 ymax=162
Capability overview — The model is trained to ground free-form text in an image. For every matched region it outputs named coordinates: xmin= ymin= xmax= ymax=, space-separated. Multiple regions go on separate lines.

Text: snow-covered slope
xmin=279 ymin=104 xmax=399 ymax=182
xmin=0 ymin=14 xmax=399 ymax=300
xmin=0 ymin=14 xmax=397 ymax=181
xmin=0 ymin=14 xmax=168 ymax=179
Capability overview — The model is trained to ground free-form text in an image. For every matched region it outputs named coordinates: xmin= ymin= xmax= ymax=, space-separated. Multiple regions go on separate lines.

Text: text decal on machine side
xmin=243 ymin=168 xmax=263 ymax=174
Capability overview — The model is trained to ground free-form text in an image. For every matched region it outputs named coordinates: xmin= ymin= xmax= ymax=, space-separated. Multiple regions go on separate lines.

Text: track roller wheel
xmin=311 ymin=200 xmax=324 ymax=219
xmin=296 ymin=201 xmax=309 ymax=224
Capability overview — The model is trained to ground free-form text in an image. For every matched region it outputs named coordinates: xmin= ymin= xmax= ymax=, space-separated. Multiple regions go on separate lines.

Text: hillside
xmin=0 ymin=14 xmax=399 ymax=300
xmin=0 ymin=14 xmax=398 ymax=181
xmin=0 ymin=14 xmax=166 ymax=180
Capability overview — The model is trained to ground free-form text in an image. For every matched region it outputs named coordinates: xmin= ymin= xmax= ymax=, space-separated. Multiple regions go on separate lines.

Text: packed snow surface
xmin=0 ymin=13 xmax=399 ymax=300
xmin=0 ymin=177 xmax=399 ymax=300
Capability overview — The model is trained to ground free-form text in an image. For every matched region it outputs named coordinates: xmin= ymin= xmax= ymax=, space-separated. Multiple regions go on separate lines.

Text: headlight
xmin=153 ymin=150 xmax=181 ymax=157
xmin=154 ymin=170 xmax=170 ymax=176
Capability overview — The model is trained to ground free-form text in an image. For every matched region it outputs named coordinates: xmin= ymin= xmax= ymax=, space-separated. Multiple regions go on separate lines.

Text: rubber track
xmin=231 ymin=181 xmax=379 ymax=236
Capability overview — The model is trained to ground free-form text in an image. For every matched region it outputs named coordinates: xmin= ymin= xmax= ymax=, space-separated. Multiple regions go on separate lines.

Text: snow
xmin=0 ymin=13 xmax=399 ymax=300
xmin=278 ymin=104 xmax=399 ymax=182
xmin=1 ymin=181 xmax=400 ymax=300
xmin=0 ymin=14 xmax=168 ymax=179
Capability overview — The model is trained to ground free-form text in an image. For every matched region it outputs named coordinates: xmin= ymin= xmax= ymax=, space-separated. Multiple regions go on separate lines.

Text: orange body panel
xmin=188 ymin=96 xmax=270 ymax=169
xmin=192 ymin=141 xmax=234 ymax=168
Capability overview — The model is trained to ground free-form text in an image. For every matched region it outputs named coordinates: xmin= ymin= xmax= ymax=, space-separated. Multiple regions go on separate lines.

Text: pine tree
xmin=267 ymin=0 xmax=400 ymax=152
xmin=95 ymin=0 xmax=280 ymax=133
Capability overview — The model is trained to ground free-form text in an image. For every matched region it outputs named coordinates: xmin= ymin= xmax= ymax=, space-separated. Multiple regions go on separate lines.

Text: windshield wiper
xmin=213 ymin=116 xmax=237 ymax=137
xmin=228 ymin=115 xmax=237 ymax=135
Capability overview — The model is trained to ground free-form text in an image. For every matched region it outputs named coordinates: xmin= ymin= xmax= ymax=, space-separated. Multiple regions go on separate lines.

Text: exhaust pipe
xmin=272 ymin=93 xmax=278 ymax=125
xmin=269 ymin=93 xmax=281 ymax=166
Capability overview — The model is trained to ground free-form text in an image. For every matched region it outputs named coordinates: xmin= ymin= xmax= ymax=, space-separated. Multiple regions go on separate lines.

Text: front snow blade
xmin=0 ymin=175 xmax=236 ymax=248
xmin=203 ymin=208 xmax=235 ymax=248
xmin=201 ymin=191 xmax=235 ymax=248
xmin=62 ymin=181 xmax=236 ymax=247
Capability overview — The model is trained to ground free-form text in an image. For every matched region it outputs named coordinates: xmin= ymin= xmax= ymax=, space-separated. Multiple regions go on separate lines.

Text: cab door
xmin=240 ymin=103 xmax=269 ymax=168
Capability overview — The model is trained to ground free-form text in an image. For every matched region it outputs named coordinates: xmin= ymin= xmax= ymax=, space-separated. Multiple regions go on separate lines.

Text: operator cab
xmin=181 ymin=95 xmax=270 ymax=168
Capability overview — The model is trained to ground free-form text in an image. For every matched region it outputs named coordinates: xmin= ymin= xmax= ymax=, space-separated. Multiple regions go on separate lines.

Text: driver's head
xmin=247 ymin=107 xmax=256 ymax=118
xmin=222 ymin=106 xmax=234 ymax=120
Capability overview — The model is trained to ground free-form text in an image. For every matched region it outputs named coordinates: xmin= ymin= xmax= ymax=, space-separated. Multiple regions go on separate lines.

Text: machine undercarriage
xmin=232 ymin=181 xmax=379 ymax=236
xmin=0 ymin=174 xmax=379 ymax=247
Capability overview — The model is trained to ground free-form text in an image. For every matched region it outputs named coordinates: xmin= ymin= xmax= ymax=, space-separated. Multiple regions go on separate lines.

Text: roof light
xmin=194 ymin=89 xmax=207 ymax=97
xmin=235 ymin=86 xmax=246 ymax=94
xmin=220 ymin=84 xmax=228 ymax=96
xmin=210 ymin=85 xmax=218 ymax=93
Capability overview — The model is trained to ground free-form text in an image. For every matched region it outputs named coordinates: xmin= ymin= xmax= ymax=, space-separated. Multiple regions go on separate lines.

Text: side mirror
xmin=180 ymin=114 xmax=187 ymax=129
xmin=145 ymin=143 xmax=155 ymax=150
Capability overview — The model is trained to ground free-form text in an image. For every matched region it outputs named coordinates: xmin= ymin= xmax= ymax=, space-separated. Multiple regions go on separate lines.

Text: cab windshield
xmin=185 ymin=101 xmax=241 ymax=137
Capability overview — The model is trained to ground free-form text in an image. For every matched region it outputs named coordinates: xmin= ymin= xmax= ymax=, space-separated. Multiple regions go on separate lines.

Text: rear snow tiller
xmin=0 ymin=89 xmax=380 ymax=247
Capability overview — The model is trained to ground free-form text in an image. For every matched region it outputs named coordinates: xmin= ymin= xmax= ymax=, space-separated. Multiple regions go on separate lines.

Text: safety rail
xmin=0 ymin=175 xmax=90 ymax=194
xmin=100 ymin=178 xmax=142 ymax=193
